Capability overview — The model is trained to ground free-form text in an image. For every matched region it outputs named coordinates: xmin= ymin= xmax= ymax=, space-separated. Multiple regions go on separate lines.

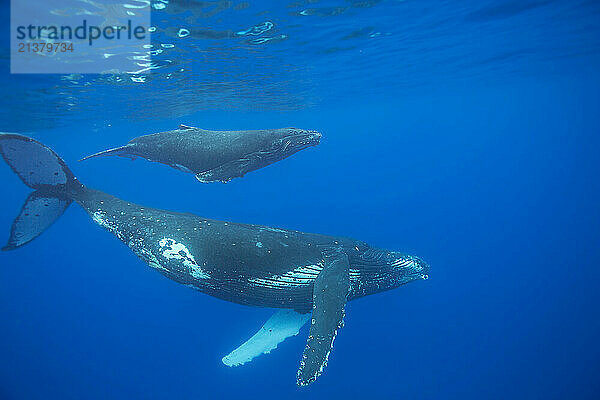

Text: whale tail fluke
xmin=0 ymin=133 xmax=80 ymax=250
xmin=1 ymin=191 xmax=72 ymax=251
xmin=79 ymin=145 xmax=132 ymax=162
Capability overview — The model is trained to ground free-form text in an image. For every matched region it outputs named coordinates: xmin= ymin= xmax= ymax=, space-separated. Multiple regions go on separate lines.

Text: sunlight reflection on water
xmin=1 ymin=0 xmax=599 ymax=131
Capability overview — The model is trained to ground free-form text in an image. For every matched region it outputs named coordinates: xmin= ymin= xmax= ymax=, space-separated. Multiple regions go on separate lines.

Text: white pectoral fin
xmin=222 ymin=309 xmax=310 ymax=367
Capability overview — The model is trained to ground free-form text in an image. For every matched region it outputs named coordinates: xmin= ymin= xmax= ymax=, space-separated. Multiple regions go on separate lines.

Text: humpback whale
xmin=0 ymin=134 xmax=429 ymax=386
xmin=80 ymin=125 xmax=322 ymax=183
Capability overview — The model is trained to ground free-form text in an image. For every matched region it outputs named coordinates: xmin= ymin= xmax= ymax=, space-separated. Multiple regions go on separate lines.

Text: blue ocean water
xmin=1 ymin=1 xmax=599 ymax=399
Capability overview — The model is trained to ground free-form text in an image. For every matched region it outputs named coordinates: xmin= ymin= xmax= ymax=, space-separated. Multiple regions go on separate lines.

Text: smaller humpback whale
xmin=0 ymin=134 xmax=428 ymax=386
xmin=80 ymin=124 xmax=322 ymax=183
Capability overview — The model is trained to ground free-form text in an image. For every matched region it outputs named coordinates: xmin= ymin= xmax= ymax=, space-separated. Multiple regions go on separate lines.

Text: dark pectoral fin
xmin=297 ymin=249 xmax=350 ymax=386
xmin=195 ymin=157 xmax=253 ymax=183
xmin=196 ymin=151 xmax=271 ymax=183
xmin=2 ymin=191 xmax=71 ymax=251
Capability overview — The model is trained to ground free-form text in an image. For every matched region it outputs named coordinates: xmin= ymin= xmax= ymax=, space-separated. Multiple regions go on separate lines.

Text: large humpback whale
xmin=80 ymin=125 xmax=322 ymax=183
xmin=0 ymin=134 xmax=429 ymax=386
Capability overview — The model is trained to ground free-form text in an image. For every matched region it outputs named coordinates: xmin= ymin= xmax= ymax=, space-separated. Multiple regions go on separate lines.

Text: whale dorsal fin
xmin=296 ymin=248 xmax=350 ymax=386
xmin=179 ymin=124 xmax=197 ymax=130
xmin=222 ymin=310 xmax=310 ymax=367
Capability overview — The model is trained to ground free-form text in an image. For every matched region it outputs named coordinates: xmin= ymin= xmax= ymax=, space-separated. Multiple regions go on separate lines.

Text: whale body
xmin=0 ymin=133 xmax=428 ymax=386
xmin=80 ymin=125 xmax=322 ymax=183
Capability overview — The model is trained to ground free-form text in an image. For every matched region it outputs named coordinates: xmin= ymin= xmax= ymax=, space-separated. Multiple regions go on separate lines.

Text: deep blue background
xmin=1 ymin=1 xmax=600 ymax=399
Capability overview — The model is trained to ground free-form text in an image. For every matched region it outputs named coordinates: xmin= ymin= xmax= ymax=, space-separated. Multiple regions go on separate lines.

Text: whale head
xmin=351 ymin=249 xmax=429 ymax=296
xmin=387 ymin=253 xmax=430 ymax=285
xmin=268 ymin=128 xmax=322 ymax=158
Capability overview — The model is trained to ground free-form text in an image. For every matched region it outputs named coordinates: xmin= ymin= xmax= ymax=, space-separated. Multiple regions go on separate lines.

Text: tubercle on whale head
xmin=272 ymin=128 xmax=322 ymax=156
xmin=389 ymin=253 xmax=430 ymax=285
xmin=349 ymin=249 xmax=429 ymax=298
xmin=289 ymin=128 xmax=322 ymax=144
